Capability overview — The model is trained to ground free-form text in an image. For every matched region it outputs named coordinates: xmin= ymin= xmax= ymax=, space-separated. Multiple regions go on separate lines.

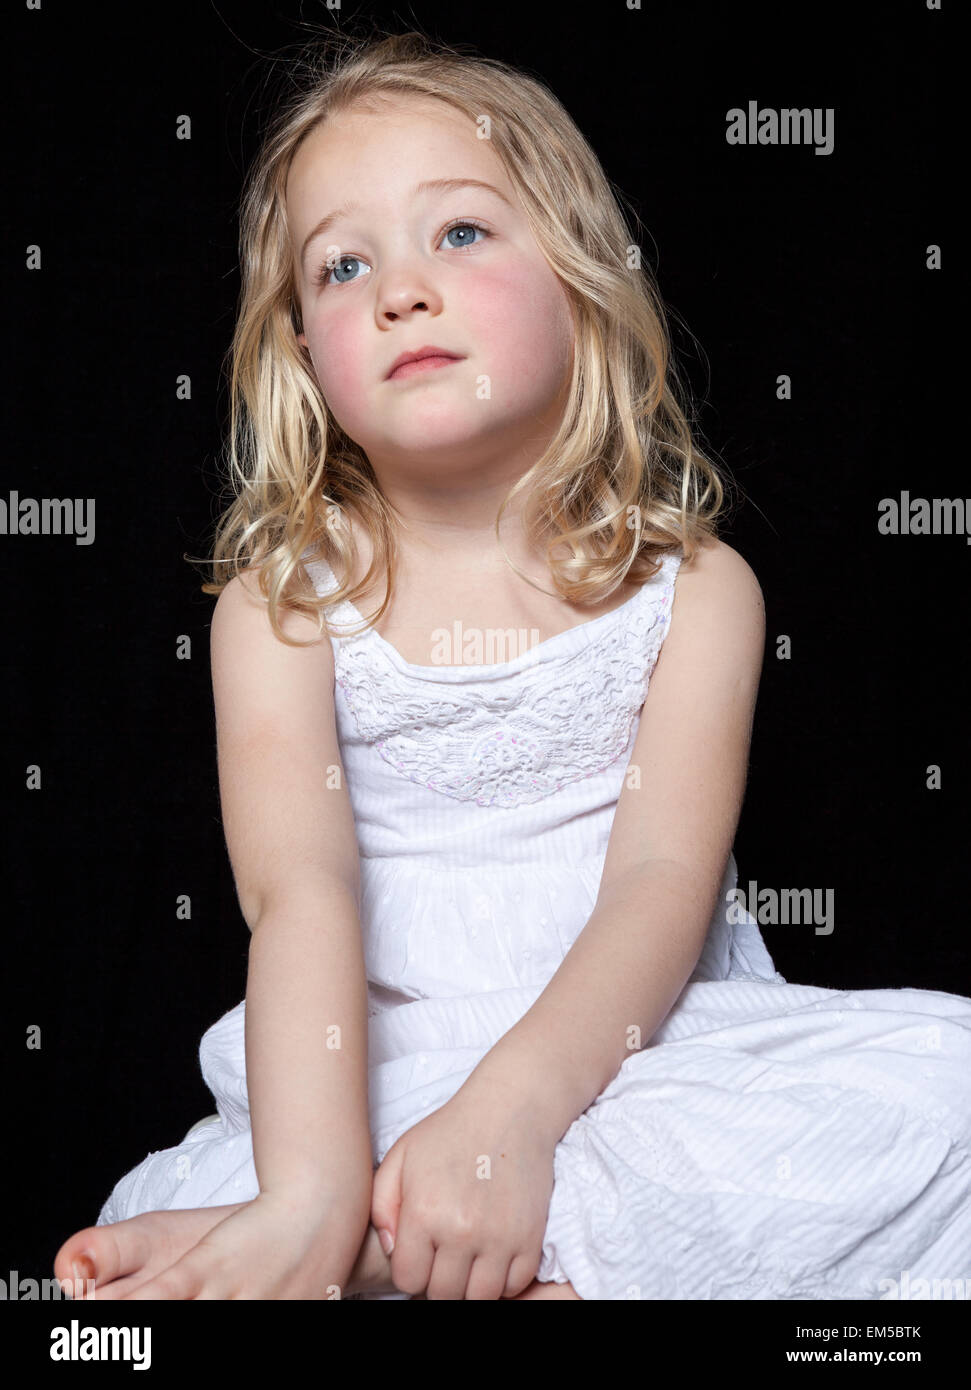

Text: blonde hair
xmin=192 ymin=24 xmax=734 ymax=645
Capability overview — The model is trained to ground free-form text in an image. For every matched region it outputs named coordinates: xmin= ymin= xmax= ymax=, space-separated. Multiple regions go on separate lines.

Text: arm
xmin=210 ymin=570 xmax=372 ymax=1232
xmin=460 ymin=539 xmax=766 ymax=1144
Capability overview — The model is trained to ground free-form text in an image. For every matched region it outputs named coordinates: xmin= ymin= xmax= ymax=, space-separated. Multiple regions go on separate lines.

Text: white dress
xmin=97 ymin=548 xmax=971 ymax=1300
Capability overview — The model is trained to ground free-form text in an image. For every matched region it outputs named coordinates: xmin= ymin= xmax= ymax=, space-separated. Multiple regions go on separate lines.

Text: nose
xmin=377 ymin=263 xmax=443 ymax=322
xmin=384 ymin=296 xmax=429 ymax=320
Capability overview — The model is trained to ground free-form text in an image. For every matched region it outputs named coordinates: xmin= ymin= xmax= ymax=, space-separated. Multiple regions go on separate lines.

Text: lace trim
xmin=319 ymin=555 xmax=681 ymax=808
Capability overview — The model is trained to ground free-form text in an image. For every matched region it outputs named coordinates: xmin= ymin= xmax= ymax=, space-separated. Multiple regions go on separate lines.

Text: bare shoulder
xmin=209 ymin=566 xmax=336 ymax=743
xmin=664 ymin=537 xmax=764 ymax=648
xmin=672 ymin=537 xmax=764 ymax=615
xmin=212 ymin=565 xmax=333 ymax=660
xmin=653 ymin=536 xmax=765 ymax=684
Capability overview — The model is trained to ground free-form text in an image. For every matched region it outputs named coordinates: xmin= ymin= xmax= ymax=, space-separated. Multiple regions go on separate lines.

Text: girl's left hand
xmin=369 ymin=1071 xmax=558 ymax=1300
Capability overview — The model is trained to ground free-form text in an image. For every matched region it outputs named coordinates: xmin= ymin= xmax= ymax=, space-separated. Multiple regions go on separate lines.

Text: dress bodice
xmin=298 ymin=546 xmax=779 ymax=1006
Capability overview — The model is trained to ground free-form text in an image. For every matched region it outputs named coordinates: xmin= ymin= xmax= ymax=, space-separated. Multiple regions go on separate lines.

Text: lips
xmin=386 ymin=345 xmax=464 ymax=380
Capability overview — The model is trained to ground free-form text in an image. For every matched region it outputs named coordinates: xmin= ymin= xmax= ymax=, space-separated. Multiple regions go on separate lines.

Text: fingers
xmin=464 ymin=1253 xmax=516 ymax=1301
xmin=351 ymin=1222 xmax=394 ymax=1294
xmin=390 ymin=1226 xmax=527 ymax=1300
xmin=369 ymin=1145 xmax=402 ymax=1256
xmin=423 ymin=1247 xmax=475 ymax=1301
xmin=385 ymin=1220 xmax=436 ymax=1298
xmin=501 ymin=1251 xmax=542 ymax=1299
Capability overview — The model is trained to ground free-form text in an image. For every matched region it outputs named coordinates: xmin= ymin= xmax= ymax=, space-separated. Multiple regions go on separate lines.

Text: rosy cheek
xmin=313 ymin=315 xmax=366 ymax=404
xmin=463 ymin=263 xmax=570 ymax=379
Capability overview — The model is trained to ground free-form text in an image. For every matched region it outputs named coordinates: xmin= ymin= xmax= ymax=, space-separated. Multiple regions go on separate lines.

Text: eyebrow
xmin=299 ymin=178 xmax=514 ymax=268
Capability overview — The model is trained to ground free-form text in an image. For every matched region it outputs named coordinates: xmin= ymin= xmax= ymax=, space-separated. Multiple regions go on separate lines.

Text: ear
xmin=297 ymin=331 xmax=308 ymax=348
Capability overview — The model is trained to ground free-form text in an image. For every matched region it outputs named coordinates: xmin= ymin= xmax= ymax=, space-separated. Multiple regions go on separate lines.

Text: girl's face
xmin=287 ymin=96 xmax=575 ymax=486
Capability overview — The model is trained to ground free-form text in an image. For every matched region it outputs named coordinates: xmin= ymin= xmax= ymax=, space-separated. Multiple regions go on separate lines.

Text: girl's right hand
xmin=111 ymin=1187 xmax=370 ymax=1300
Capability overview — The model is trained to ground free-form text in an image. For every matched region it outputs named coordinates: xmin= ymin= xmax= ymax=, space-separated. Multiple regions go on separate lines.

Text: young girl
xmin=55 ymin=29 xmax=971 ymax=1302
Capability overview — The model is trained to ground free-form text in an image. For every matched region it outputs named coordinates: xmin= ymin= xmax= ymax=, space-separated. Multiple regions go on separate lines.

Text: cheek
xmin=464 ymin=262 xmax=573 ymax=389
xmin=308 ymin=310 xmax=369 ymax=411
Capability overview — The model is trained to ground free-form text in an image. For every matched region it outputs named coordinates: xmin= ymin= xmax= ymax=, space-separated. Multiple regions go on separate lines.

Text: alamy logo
xmin=878 ymin=1269 xmax=970 ymax=1301
xmin=0 ymin=491 xmax=95 ymax=545
xmin=877 ymin=492 xmax=971 ymax=543
xmin=429 ymin=619 xmax=541 ymax=666
xmin=50 ymin=1319 xmax=152 ymax=1369
xmin=726 ymin=102 xmax=835 ymax=156
xmin=727 ymin=880 xmax=835 ymax=935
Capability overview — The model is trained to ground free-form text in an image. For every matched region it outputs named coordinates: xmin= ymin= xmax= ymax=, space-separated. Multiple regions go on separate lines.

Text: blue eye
xmin=440 ymin=221 xmax=487 ymax=250
xmin=318 ymin=254 xmax=367 ymax=288
xmin=314 ymin=220 xmax=490 ymax=288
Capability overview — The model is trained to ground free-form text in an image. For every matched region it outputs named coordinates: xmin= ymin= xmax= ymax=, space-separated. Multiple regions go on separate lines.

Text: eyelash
xmin=313 ymin=219 xmax=492 ymax=288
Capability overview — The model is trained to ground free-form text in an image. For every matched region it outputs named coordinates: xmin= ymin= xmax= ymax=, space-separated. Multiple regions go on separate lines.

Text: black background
xmin=3 ymin=0 xmax=965 ymax=1288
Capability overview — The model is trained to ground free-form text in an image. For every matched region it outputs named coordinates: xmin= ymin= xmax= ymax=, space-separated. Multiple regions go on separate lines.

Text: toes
xmin=52 ymin=1203 xmax=250 ymax=1299
xmin=124 ymin=1248 xmax=216 ymax=1301
xmin=54 ymin=1219 xmax=153 ymax=1294
xmin=80 ymin=1271 xmax=153 ymax=1302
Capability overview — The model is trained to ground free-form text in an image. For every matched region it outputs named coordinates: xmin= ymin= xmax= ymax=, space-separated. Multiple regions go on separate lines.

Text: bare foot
xmin=54 ymin=1203 xmax=398 ymax=1300
xmin=53 ymin=1205 xmax=249 ymax=1301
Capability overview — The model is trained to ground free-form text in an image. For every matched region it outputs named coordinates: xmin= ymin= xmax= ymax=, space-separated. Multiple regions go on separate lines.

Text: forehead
xmin=285 ymin=95 xmax=509 ymax=211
